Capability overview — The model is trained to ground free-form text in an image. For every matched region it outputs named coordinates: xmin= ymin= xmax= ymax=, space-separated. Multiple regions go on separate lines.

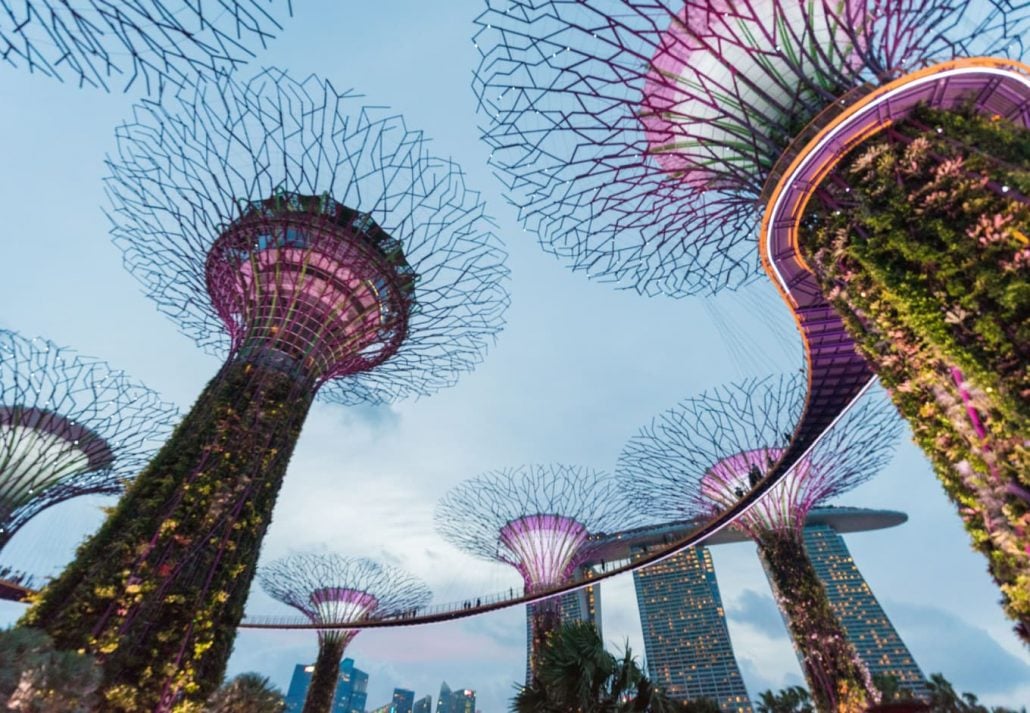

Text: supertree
xmin=473 ymin=0 xmax=1030 ymax=636
xmin=259 ymin=554 xmax=431 ymax=713
xmin=0 ymin=1 xmax=292 ymax=93
xmin=435 ymin=464 xmax=637 ymax=678
xmin=618 ymin=374 xmax=902 ymax=712
xmin=22 ymin=68 xmax=508 ymax=711
xmin=0 ymin=329 xmax=176 ymax=557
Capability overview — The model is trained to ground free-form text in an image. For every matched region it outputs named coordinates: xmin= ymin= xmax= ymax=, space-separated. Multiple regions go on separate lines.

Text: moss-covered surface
xmin=23 ymin=355 xmax=316 ymax=711
xmin=758 ymin=530 xmax=876 ymax=713
xmin=800 ymin=106 xmax=1030 ymax=640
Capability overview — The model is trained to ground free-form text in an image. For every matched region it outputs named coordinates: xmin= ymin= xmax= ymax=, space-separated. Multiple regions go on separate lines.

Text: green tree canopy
xmin=755 ymin=686 xmax=814 ymax=713
xmin=0 ymin=626 xmax=101 ymax=712
xmin=512 ymin=620 xmax=716 ymax=712
xmin=206 ymin=672 xmax=285 ymax=713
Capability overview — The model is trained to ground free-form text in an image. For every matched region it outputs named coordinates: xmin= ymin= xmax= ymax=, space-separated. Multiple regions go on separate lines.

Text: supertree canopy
xmin=24 ymin=68 xmax=508 ymax=711
xmin=435 ymin=464 xmax=636 ymax=676
xmin=473 ymin=0 xmax=1027 ymax=296
xmin=474 ymin=0 xmax=1030 ymax=639
xmin=618 ymin=374 xmax=902 ymax=712
xmin=259 ymin=554 xmax=431 ymax=713
xmin=0 ymin=329 xmax=176 ymax=553
xmin=0 ymin=1 xmax=292 ymax=93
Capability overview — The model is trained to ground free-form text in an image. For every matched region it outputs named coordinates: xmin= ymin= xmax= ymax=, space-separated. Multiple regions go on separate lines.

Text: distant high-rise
xmin=802 ymin=524 xmax=927 ymax=695
xmin=633 ymin=545 xmax=752 ymax=712
xmin=284 ymin=658 xmax=368 ymax=713
xmin=413 ymin=695 xmax=432 ymax=713
xmin=526 ymin=565 xmax=603 ymax=679
xmin=436 ymin=682 xmax=475 ymax=713
xmin=557 ymin=565 xmax=602 ymax=634
xmin=393 ymin=688 xmax=415 ymax=713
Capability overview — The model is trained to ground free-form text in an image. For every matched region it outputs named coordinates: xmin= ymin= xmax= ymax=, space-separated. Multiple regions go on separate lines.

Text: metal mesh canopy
xmin=472 ymin=0 xmax=1029 ymax=296
xmin=0 ymin=1 xmax=292 ymax=93
xmin=435 ymin=464 xmax=639 ymax=591
xmin=617 ymin=374 xmax=902 ymax=536
xmin=107 ymin=67 xmax=509 ymax=404
xmin=0 ymin=329 xmax=177 ymax=542
xmin=259 ymin=553 xmax=432 ymax=627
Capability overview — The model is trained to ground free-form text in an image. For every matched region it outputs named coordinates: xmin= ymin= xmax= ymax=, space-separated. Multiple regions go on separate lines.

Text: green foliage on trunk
xmin=527 ymin=600 xmax=562 ymax=680
xmin=303 ymin=638 xmax=347 ymax=713
xmin=757 ymin=530 xmax=875 ymax=712
xmin=800 ymin=106 xmax=1030 ymax=639
xmin=22 ymin=355 xmax=316 ymax=711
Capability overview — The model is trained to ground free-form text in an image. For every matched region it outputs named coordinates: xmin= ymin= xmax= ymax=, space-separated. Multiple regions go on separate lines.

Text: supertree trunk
xmin=757 ymin=530 xmax=876 ymax=713
xmin=303 ymin=636 xmax=349 ymax=713
xmin=23 ymin=351 xmax=316 ymax=711
xmin=800 ymin=106 xmax=1030 ymax=640
xmin=527 ymin=597 xmax=563 ymax=679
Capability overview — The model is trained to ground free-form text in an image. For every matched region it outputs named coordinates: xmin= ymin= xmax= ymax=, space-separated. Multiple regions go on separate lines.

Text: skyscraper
xmin=413 ymin=695 xmax=432 ymax=713
xmin=392 ymin=688 xmax=415 ymax=713
xmin=802 ymin=523 xmax=927 ymax=695
xmin=556 ymin=566 xmax=602 ymax=635
xmin=525 ymin=564 xmax=603 ymax=679
xmin=436 ymin=682 xmax=476 ymax=713
xmin=632 ymin=545 xmax=752 ymax=712
xmin=284 ymin=658 xmax=368 ymax=713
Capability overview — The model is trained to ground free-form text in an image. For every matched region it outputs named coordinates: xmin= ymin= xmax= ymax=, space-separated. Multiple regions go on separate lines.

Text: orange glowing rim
xmin=758 ymin=56 xmax=1030 ymax=377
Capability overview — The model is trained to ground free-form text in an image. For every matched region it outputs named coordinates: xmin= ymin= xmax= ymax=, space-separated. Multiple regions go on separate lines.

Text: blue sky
xmin=0 ymin=1 xmax=1027 ymax=711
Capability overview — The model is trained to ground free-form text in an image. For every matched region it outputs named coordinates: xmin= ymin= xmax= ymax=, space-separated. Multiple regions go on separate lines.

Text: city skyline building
xmin=260 ymin=554 xmax=430 ymax=713
xmin=435 ymin=682 xmax=476 ymax=713
xmin=413 ymin=695 xmax=432 ymax=713
xmin=392 ymin=688 xmax=415 ymax=713
xmin=585 ymin=507 xmax=921 ymax=709
xmin=801 ymin=525 xmax=927 ymax=696
xmin=554 ymin=566 xmax=602 ymax=635
xmin=284 ymin=658 xmax=368 ymax=713
xmin=633 ymin=544 xmax=752 ymax=712
xmin=528 ymin=564 xmax=603 ymax=680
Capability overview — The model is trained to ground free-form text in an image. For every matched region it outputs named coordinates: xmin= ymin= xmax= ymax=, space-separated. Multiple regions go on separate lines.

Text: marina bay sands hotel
xmin=548 ymin=507 xmax=926 ymax=712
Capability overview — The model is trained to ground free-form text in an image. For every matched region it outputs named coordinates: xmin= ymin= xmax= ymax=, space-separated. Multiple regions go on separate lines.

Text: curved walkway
xmin=759 ymin=57 xmax=1030 ymax=462
xmin=12 ymin=59 xmax=1029 ymax=631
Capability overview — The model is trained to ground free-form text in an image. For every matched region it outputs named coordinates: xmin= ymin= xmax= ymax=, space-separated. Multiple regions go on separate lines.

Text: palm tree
xmin=206 ymin=673 xmax=285 ymax=713
xmin=512 ymin=621 xmax=715 ymax=712
xmin=755 ymin=686 xmax=814 ymax=713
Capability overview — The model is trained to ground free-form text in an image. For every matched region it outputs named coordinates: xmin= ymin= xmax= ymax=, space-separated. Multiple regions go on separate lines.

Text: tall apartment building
xmin=633 ymin=545 xmax=753 ymax=712
xmin=524 ymin=565 xmax=601 ymax=679
xmin=801 ymin=523 xmax=927 ymax=695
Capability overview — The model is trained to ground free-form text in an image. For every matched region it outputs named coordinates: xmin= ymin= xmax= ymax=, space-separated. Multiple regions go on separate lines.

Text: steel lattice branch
xmin=472 ymin=0 xmax=1028 ymax=296
xmin=107 ymin=67 xmax=510 ymax=403
xmin=0 ymin=329 xmax=177 ymax=547
xmin=618 ymin=374 xmax=902 ymax=537
xmin=0 ymin=1 xmax=293 ymax=93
